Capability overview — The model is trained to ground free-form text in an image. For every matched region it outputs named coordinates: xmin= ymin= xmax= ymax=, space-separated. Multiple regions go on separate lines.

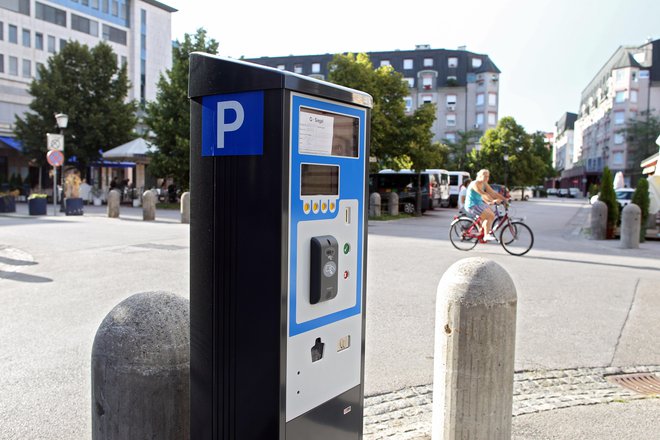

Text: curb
xmin=363 ymin=365 xmax=660 ymax=439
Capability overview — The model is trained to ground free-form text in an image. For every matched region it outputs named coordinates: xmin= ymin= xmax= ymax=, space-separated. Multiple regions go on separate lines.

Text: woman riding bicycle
xmin=464 ymin=169 xmax=508 ymax=241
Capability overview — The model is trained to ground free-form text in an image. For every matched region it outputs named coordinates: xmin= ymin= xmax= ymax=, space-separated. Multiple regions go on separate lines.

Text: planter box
xmin=65 ymin=197 xmax=84 ymax=216
xmin=28 ymin=198 xmax=48 ymax=215
xmin=0 ymin=196 xmax=16 ymax=213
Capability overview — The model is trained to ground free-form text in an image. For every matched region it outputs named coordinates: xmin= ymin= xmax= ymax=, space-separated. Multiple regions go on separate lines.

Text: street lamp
xmin=55 ymin=113 xmax=68 ymax=211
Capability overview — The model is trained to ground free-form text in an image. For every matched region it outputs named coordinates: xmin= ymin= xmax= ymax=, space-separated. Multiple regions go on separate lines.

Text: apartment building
xmin=569 ymin=38 xmax=660 ymax=190
xmin=0 ymin=0 xmax=176 ymax=184
xmin=551 ymin=112 xmax=577 ymax=187
xmin=245 ymin=44 xmax=501 ymax=145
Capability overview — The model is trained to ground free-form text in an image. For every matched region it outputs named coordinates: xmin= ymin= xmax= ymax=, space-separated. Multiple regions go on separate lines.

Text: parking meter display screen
xmin=301 ymin=164 xmax=339 ymax=196
xmin=299 ymin=107 xmax=359 ymax=157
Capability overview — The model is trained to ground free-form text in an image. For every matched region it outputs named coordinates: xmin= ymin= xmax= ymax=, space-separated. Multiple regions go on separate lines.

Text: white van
xmin=424 ymin=169 xmax=451 ymax=208
xmin=448 ymin=171 xmax=471 ymax=207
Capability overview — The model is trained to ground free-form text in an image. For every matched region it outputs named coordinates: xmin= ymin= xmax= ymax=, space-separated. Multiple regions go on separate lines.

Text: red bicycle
xmin=449 ymin=203 xmax=534 ymax=256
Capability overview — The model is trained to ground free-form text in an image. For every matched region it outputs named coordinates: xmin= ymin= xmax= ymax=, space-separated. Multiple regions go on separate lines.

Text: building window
xmin=47 ymin=35 xmax=55 ymax=53
xmin=404 ymin=77 xmax=414 ymax=88
xmin=615 ymin=69 xmax=624 ymax=83
xmin=311 ymin=62 xmax=320 ymax=73
xmin=404 ymin=96 xmax=413 ymax=113
xmin=631 ymin=71 xmax=637 ymax=82
xmin=36 ymin=2 xmax=67 ymax=27
xmin=276 ymin=64 xmax=285 ymax=70
xmin=102 ymin=24 xmax=127 ymax=45
xmin=448 ymin=57 xmax=458 ymax=68
xmin=0 ymin=22 xmax=3 ymax=40
xmin=111 ymin=0 xmax=118 ymax=16
xmin=614 ymin=133 xmax=624 ymax=144
xmin=445 ymin=132 xmax=457 ymax=143
xmin=476 ymin=93 xmax=485 ymax=106
xmin=446 ymin=94 xmax=457 ymax=106
xmin=446 ymin=114 xmax=456 ymax=126
xmin=614 ymin=90 xmax=626 ymax=103
xmin=36 ymin=62 xmax=43 ymax=79
xmin=0 ymin=0 xmax=30 ymax=15
xmin=614 ymin=111 xmax=625 ymax=125
xmin=424 ymin=58 xmax=433 ymax=67
xmin=60 ymin=39 xmax=67 ymax=50
xmin=612 ymin=151 xmax=624 ymax=165
xmin=293 ymin=64 xmax=303 ymax=74
xmin=72 ymin=14 xmax=99 ymax=36
xmin=8 ymin=24 xmax=17 ymax=43
xmin=0 ymin=54 xmax=4 ymax=73
xmin=380 ymin=59 xmax=390 ymax=67
xmin=476 ymin=113 xmax=484 ymax=126
xmin=22 ymin=59 xmax=30 ymax=77
xmin=488 ymin=93 xmax=497 ymax=106
xmin=102 ymin=0 xmax=108 ymax=13
xmin=9 ymin=55 xmax=17 ymax=75
xmin=472 ymin=58 xmax=482 ymax=68
xmin=422 ymin=95 xmax=433 ymax=105
xmin=422 ymin=76 xmax=432 ymax=90
xmin=488 ymin=112 xmax=496 ymax=125
xmin=403 ymin=59 xmax=413 ymax=70
xmin=35 ymin=32 xmax=43 ymax=50
xmin=91 ymin=0 xmax=99 ymax=8
xmin=630 ymin=90 xmax=638 ymax=103
xmin=21 ymin=28 xmax=29 ymax=47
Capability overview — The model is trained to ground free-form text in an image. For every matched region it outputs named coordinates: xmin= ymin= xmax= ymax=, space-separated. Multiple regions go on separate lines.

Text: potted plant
xmin=0 ymin=190 xmax=18 ymax=213
xmin=91 ymin=186 xmax=103 ymax=206
xmin=28 ymin=193 xmax=48 ymax=215
xmin=64 ymin=172 xmax=84 ymax=216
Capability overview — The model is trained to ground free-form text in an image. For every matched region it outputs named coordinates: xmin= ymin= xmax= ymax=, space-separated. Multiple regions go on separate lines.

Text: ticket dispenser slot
xmin=310 ymin=235 xmax=339 ymax=304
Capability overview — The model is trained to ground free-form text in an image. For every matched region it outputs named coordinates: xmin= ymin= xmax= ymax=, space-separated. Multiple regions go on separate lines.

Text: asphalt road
xmin=1 ymin=198 xmax=659 ymax=439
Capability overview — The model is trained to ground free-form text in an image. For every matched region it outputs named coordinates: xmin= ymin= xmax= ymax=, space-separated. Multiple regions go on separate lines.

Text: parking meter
xmin=189 ymin=53 xmax=371 ymax=439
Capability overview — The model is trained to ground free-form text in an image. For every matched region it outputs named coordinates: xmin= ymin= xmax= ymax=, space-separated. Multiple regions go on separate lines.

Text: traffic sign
xmin=47 ymin=149 xmax=64 ymax=167
xmin=47 ymin=133 xmax=64 ymax=151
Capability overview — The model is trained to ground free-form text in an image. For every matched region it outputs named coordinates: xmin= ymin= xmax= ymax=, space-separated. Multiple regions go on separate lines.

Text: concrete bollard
xmin=433 ymin=257 xmax=517 ymax=440
xmin=91 ymin=292 xmax=190 ymax=440
xmin=142 ymin=190 xmax=156 ymax=221
xmin=620 ymin=203 xmax=641 ymax=249
xmin=590 ymin=200 xmax=607 ymax=240
xmin=388 ymin=192 xmax=399 ymax=216
xmin=180 ymin=192 xmax=190 ymax=224
xmin=107 ymin=190 xmax=121 ymax=218
xmin=369 ymin=192 xmax=381 ymax=217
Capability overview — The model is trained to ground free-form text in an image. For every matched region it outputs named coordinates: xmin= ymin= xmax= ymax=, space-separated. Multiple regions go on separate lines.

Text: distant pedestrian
xmin=457 ymin=178 xmax=472 ymax=214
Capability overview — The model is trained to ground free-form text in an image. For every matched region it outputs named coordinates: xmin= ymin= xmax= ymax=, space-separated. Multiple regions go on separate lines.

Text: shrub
xmin=632 ymin=178 xmax=650 ymax=242
xmin=588 ymin=183 xmax=599 ymax=198
xmin=599 ymin=167 xmax=618 ymax=235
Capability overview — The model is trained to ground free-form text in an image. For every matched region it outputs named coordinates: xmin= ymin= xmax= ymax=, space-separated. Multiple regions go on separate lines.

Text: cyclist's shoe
xmin=484 ymin=233 xmax=497 ymax=242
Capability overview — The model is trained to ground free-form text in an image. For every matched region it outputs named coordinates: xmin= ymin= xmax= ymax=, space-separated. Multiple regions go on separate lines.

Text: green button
xmin=343 ymin=243 xmax=350 ymax=254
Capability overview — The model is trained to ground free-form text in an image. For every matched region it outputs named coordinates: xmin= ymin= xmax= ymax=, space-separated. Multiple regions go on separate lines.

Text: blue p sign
xmin=202 ymin=91 xmax=264 ymax=156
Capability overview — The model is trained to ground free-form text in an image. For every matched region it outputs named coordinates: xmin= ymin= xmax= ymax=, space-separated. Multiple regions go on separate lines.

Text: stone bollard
xmin=142 ymin=190 xmax=156 ymax=221
xmin=433 ymin=257 xmax=517 ymax=440
xmin=369 ymin=192 xmax=381 ymax=217
xmin=388 ymin=192 xmax=399 ymax=216
xmin=620 ymin=203 xmax=641 ymax=249
xmin=590 ymin=200 xmax=607 ymax=240
xmin=180 ymin=192 xmax=190 ymax=224
xmin=91 ymin=292 xmax=190 ymax=440
xmin=107 ymin=190 xmax=121 ymax=218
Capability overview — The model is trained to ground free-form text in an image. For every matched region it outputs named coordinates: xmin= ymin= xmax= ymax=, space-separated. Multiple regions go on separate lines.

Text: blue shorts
xmin=467 ymin=203 xmax=488 ymax=217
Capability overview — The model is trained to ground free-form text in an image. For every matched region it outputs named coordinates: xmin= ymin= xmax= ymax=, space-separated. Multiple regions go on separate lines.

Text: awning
xmin=643 ymin=165 xmax=656 ymax=175
xmin=0 ymin=136 xmax=22 ymax=152
xmin=91 ymin=160 xmax=136 ymax=169
xmin=102 ymin=138 xmax=157 ymax=163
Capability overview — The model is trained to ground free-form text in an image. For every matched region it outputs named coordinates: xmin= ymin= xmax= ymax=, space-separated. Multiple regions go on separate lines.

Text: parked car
xmin=424 ymin=169 xmax=451 ymax=208
xmin=448 ymin=171 xmax=471 ymax=207
xmin=557 ymin=188 xmax=569 ymax=197
xmin=615 ymin=188 xmax=635 ymax=208
xmin=369 ymin=171 xmax=430 ymax=214
xmin=489 ymin=183 xmax=510 ymax=199
xmin=568 ymin=188 xmax=581 ymax=198
xmin=547 ymin=188 xmax=558 ymax=196
xmin=510 ymin=186 xmax=535 ymax=201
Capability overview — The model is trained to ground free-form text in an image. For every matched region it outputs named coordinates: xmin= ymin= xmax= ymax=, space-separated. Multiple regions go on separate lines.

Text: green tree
xmin=328 ymin=53 xmax=408 ymax=164
xmin=599 ymin=167 xmax=618 ymax=236
xmin=632 ymin=178 xmax=650 ymax=242
xmin=445 ymin=129 xmax=481 ymax=171
xmin=620 ymin=110 xmax=660 ymax=182
xmin=14 ymin=41 xmax=136 ymax=175
xmin=145 ymin=28 xmax=219 ymax=191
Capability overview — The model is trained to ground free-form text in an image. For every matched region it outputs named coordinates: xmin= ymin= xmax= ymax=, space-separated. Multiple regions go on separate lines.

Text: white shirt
xmin=458 ymin=186 xmax=467 ymax=210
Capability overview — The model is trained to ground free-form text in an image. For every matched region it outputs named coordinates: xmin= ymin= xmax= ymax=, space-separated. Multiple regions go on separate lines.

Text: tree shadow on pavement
xmin=0 ymin=271 xmax=53 ymax=283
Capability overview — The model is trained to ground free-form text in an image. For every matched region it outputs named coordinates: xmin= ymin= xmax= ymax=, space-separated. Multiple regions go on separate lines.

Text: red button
xmin=343 ymin=271 xmax=349 ymax=279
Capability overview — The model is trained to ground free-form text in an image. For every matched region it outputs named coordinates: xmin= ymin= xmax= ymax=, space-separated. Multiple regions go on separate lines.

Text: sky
xmin=165 ymin=0 xmax=659 ymax=134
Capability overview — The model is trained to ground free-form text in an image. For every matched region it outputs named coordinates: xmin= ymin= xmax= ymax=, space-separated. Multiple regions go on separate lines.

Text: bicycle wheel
xmin=499 ymin=221 xmax=534 ymax=256
xmin=449 ymin=218 xmax=479 ymax=251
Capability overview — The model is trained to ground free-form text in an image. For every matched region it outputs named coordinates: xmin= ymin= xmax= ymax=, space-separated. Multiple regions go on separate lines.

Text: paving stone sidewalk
xmin=363 ymin=365 xmax=660 ymax=439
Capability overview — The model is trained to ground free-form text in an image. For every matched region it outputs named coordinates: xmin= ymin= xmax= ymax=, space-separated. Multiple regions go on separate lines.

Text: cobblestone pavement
xmin=363 ymin=365 xmax=660 ymax=439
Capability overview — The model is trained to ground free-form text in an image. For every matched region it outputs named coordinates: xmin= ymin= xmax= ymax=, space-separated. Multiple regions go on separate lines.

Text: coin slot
xmin=311 ymin=337 xmax=324 ymax=362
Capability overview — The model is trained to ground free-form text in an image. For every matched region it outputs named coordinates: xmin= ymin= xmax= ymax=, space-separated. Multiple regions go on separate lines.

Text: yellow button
xmin=330 ymin=202 xmax=336 ymax=211
xmin=322 ymin=202 xmax=327 ymax=211
xmin=313 ymin=202 xmax=318 ymax=211
xmin=304 ymin=202 xmax=310 ymax=213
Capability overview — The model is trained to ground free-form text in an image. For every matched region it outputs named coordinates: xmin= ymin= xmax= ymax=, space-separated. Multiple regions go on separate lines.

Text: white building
xmin=0 ymin=0 xmax=175 ymax=185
